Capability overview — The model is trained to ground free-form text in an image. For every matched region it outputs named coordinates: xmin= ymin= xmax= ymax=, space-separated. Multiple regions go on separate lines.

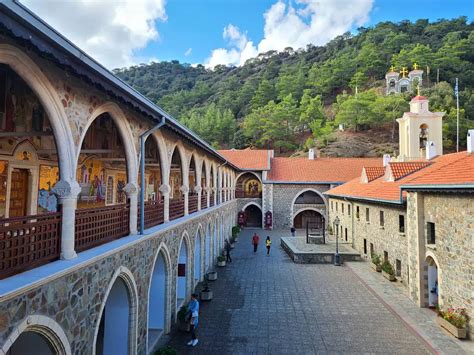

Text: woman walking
xmin=265 ymin=236 xmax=272 ymax=255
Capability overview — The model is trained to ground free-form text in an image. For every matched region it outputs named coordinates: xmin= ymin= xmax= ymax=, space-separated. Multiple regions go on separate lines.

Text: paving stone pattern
xmin=166 ymin=229 xmax=433 ymax=354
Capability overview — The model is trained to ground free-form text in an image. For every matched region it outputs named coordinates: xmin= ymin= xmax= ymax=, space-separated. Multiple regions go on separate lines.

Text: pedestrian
xmin=252 ymin=233 xmax=260 ymax=253
xmin=186 ymin=293 xmax=199 ymax=347
xmin=225 ymin=239 xmax=232 ymax=263
xmin=266 ymin=236 xmax=272 ymax=255
xmin=290 ymin=226 xmax=296 ymax=237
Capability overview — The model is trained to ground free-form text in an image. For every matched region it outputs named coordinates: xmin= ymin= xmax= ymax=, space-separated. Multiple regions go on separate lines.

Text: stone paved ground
xmin=165 ymin=229 xmax=437 ymax=354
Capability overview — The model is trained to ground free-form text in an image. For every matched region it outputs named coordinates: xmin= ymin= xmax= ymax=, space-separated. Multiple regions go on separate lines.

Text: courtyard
xmin=165 ymin=229 xmax=446 ymax=354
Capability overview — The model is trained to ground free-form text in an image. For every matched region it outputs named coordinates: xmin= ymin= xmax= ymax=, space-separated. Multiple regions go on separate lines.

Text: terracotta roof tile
xmin=388 ymin=162 xmax=430 ymax=180
xmin=267 ymin=157 xmax=382 ymax=183
xmin=364 ymin=167 xmax=385 ymax=182
xmin=326 ymin=152 xmax=473 ymax=203
xmin=218 ymin=149 xmax=271 ymax=170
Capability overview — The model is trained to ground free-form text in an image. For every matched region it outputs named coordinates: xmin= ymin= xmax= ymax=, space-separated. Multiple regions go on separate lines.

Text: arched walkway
xmin=243 ymin=203 xmax=262 ymax=228
xmin=147 ymin=248 xmax=170 ymax=350
xmin=176 ymin=236 xmax=189 ymax=310
xmin=194 ymin=228 xmax=202 ymax=285
xmin=293 ymin=209 xmax=324 ymax=229
xmin=205 ymin=223 xmax=211 ymax=272
xmin=169 ymin=146 xmax=185 ymax=220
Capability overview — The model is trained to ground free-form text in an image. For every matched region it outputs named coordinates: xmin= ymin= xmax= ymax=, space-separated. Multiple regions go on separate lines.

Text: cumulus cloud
xmin=205 ymin=0 xmax=373 ymax=68
xmin=21 ymin=0 xmax=167 ymax=69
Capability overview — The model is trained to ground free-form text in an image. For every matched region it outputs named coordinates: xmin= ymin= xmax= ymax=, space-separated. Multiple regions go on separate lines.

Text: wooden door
xmin=9 ymin=169 xmax=29 ymax=217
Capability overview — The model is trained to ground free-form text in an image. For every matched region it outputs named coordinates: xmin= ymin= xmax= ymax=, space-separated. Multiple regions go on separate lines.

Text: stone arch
xmin=1 ymin=315 xmax=71 ymax=355
xmin=146 ymin=242 xmax=173 ymax=351
xmin=0 ymin=44 xmax=75 ymax=181
xmin=424 ymin=252 xmax=440 ymax=308
xmin=145 ymin=131 xmax=168 ymax=185
xmin=204 ymin=220 xmax=212 ymax=272
xmin=77 ymin=102 xmax=138 ymax=184
xmin=176 ymin=231 xmax=192 ymax=310
xmin=241 ymin=201 xmax=263 ymax=212
xmin=168 ymin=142 xmax=188 ymax=185
xmin=194 ymin=224 xmax=205 ymax=285
xmin=292 ymin=207 xmax=326 ymax=229
xmin=235 ymin=171 xmax=262 ymax=183
xmin=290 ymin=188 xmax=327 ymax=209
xmin=92 ymin=266 xmax=138 ymax=355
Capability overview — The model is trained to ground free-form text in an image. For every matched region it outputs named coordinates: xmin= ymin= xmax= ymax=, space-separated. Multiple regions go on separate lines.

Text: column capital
xmin=194 ymin=185 xmax=202 ymax=194
xmin=52 ymin=180 xmax=81 ymax=200
xmin=124 ymin=182 xmax=139 ymax=197
xmin=180 ymin=185 xmax=189 ymax=194
xmin=159 ymin=184 xmax=171 ymax=195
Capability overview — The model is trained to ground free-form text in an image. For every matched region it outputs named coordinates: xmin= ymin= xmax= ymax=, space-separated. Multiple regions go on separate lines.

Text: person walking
xmin=252 ymin=233 xmax=260 ymax=253
xmin=290 ymin=226 xmax=296 ymax=237
xmin=186 ymin=293 xmax=200 ymax=347
xmin=265 ymin=236 xmax=272 ymax=255
xmin=225 ymin=239 xmax=232 ymax=263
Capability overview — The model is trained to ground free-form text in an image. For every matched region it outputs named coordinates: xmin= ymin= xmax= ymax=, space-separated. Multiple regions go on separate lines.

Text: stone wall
xmin=0 ymin=201 xmax=238 ymax=354
xmin=327 ymin=197 xmax=408 ymax=284
xmin=407 ymin=192 xmax=473 ymax=336
xmin=271 ymin=184 xmax=329 ymax=229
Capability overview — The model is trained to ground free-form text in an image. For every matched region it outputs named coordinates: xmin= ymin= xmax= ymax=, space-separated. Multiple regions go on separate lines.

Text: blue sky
xmin=24 ymin=0 xmax=473 ymax=69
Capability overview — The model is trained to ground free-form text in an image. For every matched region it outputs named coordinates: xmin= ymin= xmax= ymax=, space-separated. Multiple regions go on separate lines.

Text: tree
xmin=299 ymin=90 xmax=325 ymax=130
xmin=334 ymin=90 xmax=377 ymax=131
xmin=371 ymin=94 xmax=410 ymax=139
xmin=250 ymin=80 xmax=277 ymax=111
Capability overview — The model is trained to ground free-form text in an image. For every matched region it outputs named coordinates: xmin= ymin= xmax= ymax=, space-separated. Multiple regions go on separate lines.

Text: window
xmin=344 ymin=228 xmax=348 ymax=241
xmin=399 ymin=215 xmax=405 ymax=233
xmin=331 ymin=201 xmax=333 ymax=210
xmin=356 ymin=206 xmax=360 ymax=219
xmin=342 ymin=204 xmax=344 ymax=214
xmin=427 ymin=222 xmax=436 ymax=244
xmin=348 ymin=204 xmax=351 ymax=216
xmin=366 ymin=207 xmax=370 ymax=222
xmin=370 ymin=243 xmax=374 ymax=256
xmin=396 ymin=259 xmax=402 ymax=277
xmin=379 ymin=210 xmax=384 ymax=227
xmin=383 ymin=251 xmax=388 ymax=263
xmin=363 ymin=239 xmax=367 ymax=254
xmin=336 ymin=202 xmax=338 ymax=212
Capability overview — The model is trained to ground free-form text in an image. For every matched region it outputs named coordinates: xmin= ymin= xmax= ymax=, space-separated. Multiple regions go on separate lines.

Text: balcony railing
xmin=201 ymin=192 xmax=207 ymax=209
xmin=189 ymin=194 xmax=198 ymax=214
xmin=236 ymin=190 xmax=262 ymax=198
xmin=209 ymin=192 xmax=215 ymax=207
xmin=0 ymin=212 xmax=61 ymax=280
xmin=75 ymin=204 xmax=130 ymax=252
xmin=169 ymin=199 xmax=184 ymax=220
xmin=143 ymin=200 xmax=164 ymax=229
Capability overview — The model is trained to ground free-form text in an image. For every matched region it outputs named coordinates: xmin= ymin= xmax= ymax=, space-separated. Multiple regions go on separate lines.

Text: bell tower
xmin=397 ymin=95 xmax=444 ymax=161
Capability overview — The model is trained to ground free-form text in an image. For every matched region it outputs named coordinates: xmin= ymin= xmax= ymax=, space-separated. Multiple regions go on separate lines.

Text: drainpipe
xmin=217 ymin=161 xmax=228 ymax=205
xmin=139 ymin=117 xmax=166 ymax=235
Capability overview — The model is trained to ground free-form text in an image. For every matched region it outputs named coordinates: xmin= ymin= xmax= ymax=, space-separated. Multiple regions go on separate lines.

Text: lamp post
xmin=333 ymin=216 xmax=341 ymax=266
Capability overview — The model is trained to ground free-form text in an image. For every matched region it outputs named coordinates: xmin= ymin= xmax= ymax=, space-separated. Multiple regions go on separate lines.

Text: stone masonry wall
xmin=271 ymin=184 xmax=329 ymax=229
xmin=327 ymin=197 xmax=409 ymax=284
xmin=0 ymin=201 xmax=238 ymax=354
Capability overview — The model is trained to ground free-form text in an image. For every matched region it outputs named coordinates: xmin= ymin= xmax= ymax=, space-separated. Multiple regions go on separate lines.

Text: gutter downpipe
xmin=139 ymin=117 xmax=166 ymax=235
xmin=217 ymin=161 xmax=228 ymax=205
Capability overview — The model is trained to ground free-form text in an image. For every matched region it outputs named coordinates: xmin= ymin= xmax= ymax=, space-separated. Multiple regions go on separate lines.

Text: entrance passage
xmin=293 ymin=210 xmax=324 ymax=229
xmin=243 ymin=204 xmax=262 ymax=228
xmin=148 ymin=252 xmax=167 ymax=349
xmin=7 ymin=331 xmax=55 ymax=355
xmin=426 ymin=257 xmax=438 ymax=307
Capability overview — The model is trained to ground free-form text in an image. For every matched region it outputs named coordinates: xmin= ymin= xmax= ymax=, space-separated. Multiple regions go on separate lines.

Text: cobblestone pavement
xmin=165 ymin=229 xmax=435 ymax=354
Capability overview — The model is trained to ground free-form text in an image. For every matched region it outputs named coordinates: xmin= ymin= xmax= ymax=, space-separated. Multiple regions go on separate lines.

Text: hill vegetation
xmin=114 ymin=17 xmax=474 ymax=155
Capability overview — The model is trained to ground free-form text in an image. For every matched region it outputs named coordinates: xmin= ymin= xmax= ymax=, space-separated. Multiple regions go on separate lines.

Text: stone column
xmin=52 ymin=180 xmax=81 ymax=260
xmin=159 ymin=184 xmax=171 ymax=222
xmin=181 ymin=185 xmax=189 ymax=216
xmin=124 ymin=182 xmax=139 ymax=235
xmin=407 ymin=191 xmax=425 ymax=306
xmin=213 ymin=187 xmax=217 ymax=206
xmin=205 ymin=186 xmax=210 ymax=208
xmin=195 ymin=185 xmax=202 ymax=211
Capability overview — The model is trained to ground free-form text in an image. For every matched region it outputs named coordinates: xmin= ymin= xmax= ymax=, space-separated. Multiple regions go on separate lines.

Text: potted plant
xmin=154 ymin=346 xmax=178 ymax=355
xmin=436 ymin=307 xmax=469 ymax=339
xmin=177 ymin=305 xmax=190 ymax=332
xmin=217 ymin=255 xmax=226 ymax=267
xmin=381 ymin=260 xmax=396 ymax=281
xmin=207 ymin=270 xmax=217 ymax=281
xmin=200 ymin=280 xmax=213 ymax=301
xmin=232 ymin=226 xmax=240 ymax=242
xmin=371 ymin=254 xmax=382 ymax=272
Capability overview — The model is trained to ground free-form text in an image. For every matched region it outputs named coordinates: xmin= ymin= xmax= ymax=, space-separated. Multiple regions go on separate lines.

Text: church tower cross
xmin=400 ymin=67 xmax=408 ymax=77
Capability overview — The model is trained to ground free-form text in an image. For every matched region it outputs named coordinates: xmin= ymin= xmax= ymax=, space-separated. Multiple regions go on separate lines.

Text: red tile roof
xmin=267 ymin=157 xmax=382 ymax=183
xmin=218 ymin=149 xmax=271 ymax=170
xmin=326 ymin=152 xmax=474 ymax=203
xmin=388 ymin=162 xmax=430 ymax=180
xmin=364 ymin=167 xmax=385 ymax=182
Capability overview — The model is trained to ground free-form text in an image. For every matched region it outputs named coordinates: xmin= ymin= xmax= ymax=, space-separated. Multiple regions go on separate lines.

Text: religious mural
xmin=38 ymin=165 xmax=59 ymax=213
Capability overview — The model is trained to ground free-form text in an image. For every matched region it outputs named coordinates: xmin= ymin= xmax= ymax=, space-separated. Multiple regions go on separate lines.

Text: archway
xmin=236 ymin=172 xmax=262 ymax=198
xmin=148 ymin=249 xmax=169 ymax=350
xmin=95 ymin=277 xmax=133 ymax=355
xmin=195 ymin=228 xmax=202 ymax=285
xmin=293 ymin=190 xmax=325 ymax=205
xmin=142 ymin=135 xmax=164 ymax=228
xmin=213 ymin=221 xmax=218 ymax=262
xmin=243 ymin=203 xmax=262 ymax=228
xmin=293 ymin=209 xmax=324 ymax=229
xmin=169 ymin=147 xmax=184 ymax=219
xmin=205 ymin=224 xmax=211 ymax=272
xmin=176 ymin=236 xmax=189 ymax=310
xmin=188 ymin=155 xmax=198 ymax=213
xmin=209 ymin=165 xmax=215 ymax=206
xmin=7 ymin=331 xmax=55 ymax=355
xmin=426 ymin=256 xmax=439 ymax=308
xmin=200 ymin=161 xmax=207 ymax=209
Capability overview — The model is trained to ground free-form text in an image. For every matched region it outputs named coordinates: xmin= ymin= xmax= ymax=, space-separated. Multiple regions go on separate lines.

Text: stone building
xmin=386 ymin=64 xmax=423 ymax=95
xmin=325 ymin=97 xmax=474 ymax=337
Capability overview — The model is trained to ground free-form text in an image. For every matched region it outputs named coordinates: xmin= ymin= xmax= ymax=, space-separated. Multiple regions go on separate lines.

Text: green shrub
xmin=177 ymin=305 xmax=187 ymax=321
xmin=371 ymin=254 xmax=381 ymax=266
xmin=217 ymin=255 xmax=226 ymax=262
xmin=381 ymin=260 xmax=394 ymax=275
xmin=232 ymin=226 xmax=240 ymax=237
xmin=154 ymin=346 xmax=177 ymax=355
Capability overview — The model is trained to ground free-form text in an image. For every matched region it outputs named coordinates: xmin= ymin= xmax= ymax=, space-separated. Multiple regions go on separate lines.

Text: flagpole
xmin=456 ymin=78 xmax=459 ymax=152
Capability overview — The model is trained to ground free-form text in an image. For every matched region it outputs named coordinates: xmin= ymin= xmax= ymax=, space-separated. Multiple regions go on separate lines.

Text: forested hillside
xmin=114 ymin=17 xmax=474 ymax=155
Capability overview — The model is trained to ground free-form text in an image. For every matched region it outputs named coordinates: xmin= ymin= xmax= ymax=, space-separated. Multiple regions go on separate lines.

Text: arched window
xmin=188 ymin=156 xmax=198 ymax=213
xmin=419 ymin=124 xmax=429 ymax=150
xmin=236 ymin=173 xmax=261 ymax=198
xmin=142 ymin=136 xmax=164 ymax=228
xmin=169 ymin=148 xmax=184 ymax=220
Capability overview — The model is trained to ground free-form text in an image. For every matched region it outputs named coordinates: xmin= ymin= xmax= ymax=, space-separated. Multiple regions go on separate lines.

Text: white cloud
xmin=21 ymin=0 xmax=167 ymax=69
xmin=205 ymin=0 xmax=373 ymax=68
xmin=184 ymin=48 xmax=193 ymax=57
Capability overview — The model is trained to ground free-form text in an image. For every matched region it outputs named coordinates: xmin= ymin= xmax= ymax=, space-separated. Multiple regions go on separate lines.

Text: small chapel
xmin=386 ymin=63 xmax=423 ymax=94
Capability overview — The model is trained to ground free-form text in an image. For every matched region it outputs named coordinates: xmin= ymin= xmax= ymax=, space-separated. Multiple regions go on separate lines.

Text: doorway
xmin=9 ymin=168 xmax=29 ymax=217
